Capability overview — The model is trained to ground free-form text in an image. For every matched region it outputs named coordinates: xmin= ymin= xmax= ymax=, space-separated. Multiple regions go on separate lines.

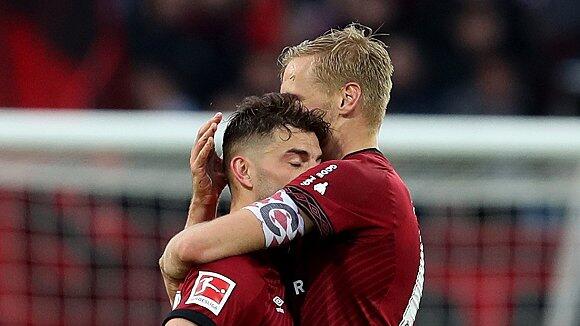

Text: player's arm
xmin=160 ymin=192 xmax=314 ymax=281
xmin=165 ymin=319 xmax=197 ymax=326
xmin=162 ymin=114 xmax=227 ymax=304
xmin=161 ymin=159 xmax=362 ymax=281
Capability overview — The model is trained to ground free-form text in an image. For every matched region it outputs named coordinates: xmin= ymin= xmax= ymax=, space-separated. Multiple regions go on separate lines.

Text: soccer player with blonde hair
xmin=161 ymin=24 xmax=424 ymax=325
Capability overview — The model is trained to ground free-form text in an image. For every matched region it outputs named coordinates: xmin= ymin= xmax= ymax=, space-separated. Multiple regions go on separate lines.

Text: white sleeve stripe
xmin=399 ymin=235 xmax=425 ymax=326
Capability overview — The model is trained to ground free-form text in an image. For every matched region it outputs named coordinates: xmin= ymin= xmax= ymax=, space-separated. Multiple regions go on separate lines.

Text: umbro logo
xmin=273 ymin=296 xmax=285 ymax=313
xmin=313 ymin=182 xmax=328 ymax=195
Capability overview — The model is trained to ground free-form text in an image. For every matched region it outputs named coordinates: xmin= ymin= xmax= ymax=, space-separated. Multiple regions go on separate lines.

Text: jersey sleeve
xmin=283 ymin=160 xmax=379 ymax=236
xmin=162 ymin=262 xmax=265 ymax=326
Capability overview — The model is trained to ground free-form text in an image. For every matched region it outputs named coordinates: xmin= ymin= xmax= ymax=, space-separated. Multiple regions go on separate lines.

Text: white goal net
xmin=0 ymin=110 xmax=578 ymax=325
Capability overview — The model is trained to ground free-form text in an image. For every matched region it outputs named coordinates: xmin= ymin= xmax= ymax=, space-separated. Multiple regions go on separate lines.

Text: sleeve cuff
xmin=284 ymin=185 xmax=333 ymax=237
xmin=162 ymin=309 xmax=216 ymax=326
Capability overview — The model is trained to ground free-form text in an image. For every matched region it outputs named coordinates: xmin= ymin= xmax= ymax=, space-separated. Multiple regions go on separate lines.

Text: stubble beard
xmin=253 ymin=170 xmax=280 ymax=200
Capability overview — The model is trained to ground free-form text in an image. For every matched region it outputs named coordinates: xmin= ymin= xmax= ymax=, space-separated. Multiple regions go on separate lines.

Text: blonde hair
xmin=279 ymin=23 xmax=394 ymax=130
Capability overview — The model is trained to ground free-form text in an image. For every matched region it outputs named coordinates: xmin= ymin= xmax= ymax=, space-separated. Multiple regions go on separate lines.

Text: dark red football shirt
xmin=282 ymin=148 xmax=424 ymax=326
xmin=163 ymin=254 xmax=293 ymax=326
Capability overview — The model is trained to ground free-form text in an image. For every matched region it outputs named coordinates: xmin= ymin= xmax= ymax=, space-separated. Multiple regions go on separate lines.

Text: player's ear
xmin=230 ymin=156 xmax=253 ymax=189
xmin=338 ymin=82 xmax=362 ymax=117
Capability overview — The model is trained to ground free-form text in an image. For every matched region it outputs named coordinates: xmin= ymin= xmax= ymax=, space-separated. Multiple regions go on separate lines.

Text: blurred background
xmin=1 ymin=0 xmax=579 ymax=115
xmin=0 ymin=0 xmax=579 ymax=325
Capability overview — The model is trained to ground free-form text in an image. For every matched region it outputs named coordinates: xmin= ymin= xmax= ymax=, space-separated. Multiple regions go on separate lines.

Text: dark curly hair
xmin=223 ymin=92 xmax=330 ymax=170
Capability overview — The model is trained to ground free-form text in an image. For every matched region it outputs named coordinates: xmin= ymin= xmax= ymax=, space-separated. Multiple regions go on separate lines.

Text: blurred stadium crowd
xmin=0 ymin=0 xmax=578 ymax=115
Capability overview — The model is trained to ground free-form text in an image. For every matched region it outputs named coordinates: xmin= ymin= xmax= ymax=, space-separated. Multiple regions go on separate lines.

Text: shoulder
xmin=289 ymin=150 xmax=390 ymax=192
xmin=196 ymin=255 xmax=270 ymax=292
xmin=169 ymin=255 xmax=277 ymax=325
xmin=283 ymin=150 xmax=403 ymax=235
xmin=181 ymin=255 xmax=271 ymax=308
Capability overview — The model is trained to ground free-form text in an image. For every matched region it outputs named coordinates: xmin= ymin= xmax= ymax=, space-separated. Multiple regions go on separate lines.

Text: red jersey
xmin=282 ymin=148 xmax=424 ymax=326
xmin=163 ymin=254 xmax=293 ymax=326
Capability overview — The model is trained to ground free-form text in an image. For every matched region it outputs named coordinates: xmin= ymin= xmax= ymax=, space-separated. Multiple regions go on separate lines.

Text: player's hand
xmin=161 ymin=267 xmax=181 ymax=306
xmin=191 ymin=112 xmax=227 ymax=207
xmin=159 ymin=236 xmax=190 ymax=303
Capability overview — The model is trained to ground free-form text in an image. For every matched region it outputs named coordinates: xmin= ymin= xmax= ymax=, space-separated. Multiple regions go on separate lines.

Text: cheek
xmin=304 ymin=95 xmax=336 ymax=116
xmin=280 ymin=80 xmax=290 ymax=93
xmin=279 ymin=168 xmax=301 ymax=185
xmin=301 ymin=94 xmax=326 ymax=110
xmin=303 ymin=160 xmax=318 ymax=170
xmin=290 ymin=165 xmax=313 ymax=182
xmin=261 ymin=165 xmax=294 ymax=187
xmin=276 ymin=167 xmax=305 ymax=186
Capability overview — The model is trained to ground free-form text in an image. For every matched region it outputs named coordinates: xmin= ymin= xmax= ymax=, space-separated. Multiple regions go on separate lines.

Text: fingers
xmin=193 ymin=137 xmax=214 ymax=172
xmin=196 ymin=112 xmax=222 ymax=141
xmin=162 ymin=272 xmax=181 ymax=307
xmin=191 ymin=112 xmax=220 ymax=160
xmin=213 ymin=111 xmax=223 ymax=124
xmin=191 ymin=122 xmax=217 ymax=164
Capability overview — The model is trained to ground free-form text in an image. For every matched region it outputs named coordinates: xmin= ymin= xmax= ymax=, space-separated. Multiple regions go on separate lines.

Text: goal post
xmin=544 ymin=163 xmax=580 ymax=326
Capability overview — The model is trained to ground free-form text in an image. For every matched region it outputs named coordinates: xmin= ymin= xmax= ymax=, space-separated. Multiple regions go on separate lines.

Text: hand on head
xmin=190 ymin=112 xmax=228 ymax=207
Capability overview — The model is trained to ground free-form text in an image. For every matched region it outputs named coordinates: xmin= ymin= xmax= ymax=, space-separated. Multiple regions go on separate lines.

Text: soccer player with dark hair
xmin=161 ymin=24 xmax=424 ymax=326
xmin=162 ymin=93 xmax=329 ymax=325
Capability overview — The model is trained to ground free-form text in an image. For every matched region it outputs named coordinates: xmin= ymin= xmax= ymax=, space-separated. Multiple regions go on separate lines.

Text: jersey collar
xmin=342 ymin=147 xmax=383 ymax=159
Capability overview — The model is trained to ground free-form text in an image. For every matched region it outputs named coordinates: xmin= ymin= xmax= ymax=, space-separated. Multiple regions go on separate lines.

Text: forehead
xmin=264 ymin=127 xmax=321 ymax=154
xmin=280 ymin=56 xmax=316 ymax=93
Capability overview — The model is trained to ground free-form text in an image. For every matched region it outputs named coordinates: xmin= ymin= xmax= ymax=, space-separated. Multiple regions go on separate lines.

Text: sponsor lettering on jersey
xmin=300 ymin=164 xmax=337 ymax=186
xmin=185 ymin=271 xmax=236 ymax=316
xmin=300 ymin=175 xmax=317 ymax=186
xmin=315 ymin=164 xmax=337 ymax=178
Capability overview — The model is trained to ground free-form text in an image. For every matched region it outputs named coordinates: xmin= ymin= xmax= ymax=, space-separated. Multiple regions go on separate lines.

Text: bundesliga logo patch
xmin=185 ymin=271 xmax=236 ymax=316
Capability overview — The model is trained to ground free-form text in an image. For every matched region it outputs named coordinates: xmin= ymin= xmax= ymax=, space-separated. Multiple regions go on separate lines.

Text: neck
xmin=229 ymin=188 xmax=256 ymax=212
xmin=329 ymin=120 xmax=379 ymax=159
